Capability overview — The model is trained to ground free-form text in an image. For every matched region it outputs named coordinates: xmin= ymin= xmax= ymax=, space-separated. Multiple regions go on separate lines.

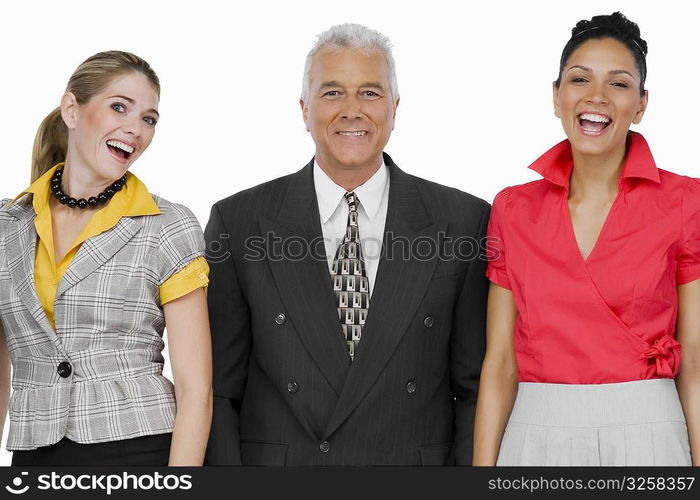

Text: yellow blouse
xmin=15 ymin=163 xmax=209 ymax=328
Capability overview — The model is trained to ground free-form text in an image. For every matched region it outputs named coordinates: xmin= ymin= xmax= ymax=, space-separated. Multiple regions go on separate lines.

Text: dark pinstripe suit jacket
xmin=204 ymin=154 xmax=490 ymax=465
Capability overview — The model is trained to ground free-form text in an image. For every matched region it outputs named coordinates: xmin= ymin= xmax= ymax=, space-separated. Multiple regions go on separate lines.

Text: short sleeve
xmin=485 ymin=188 xmax=511 ymax=290
xmin=157 ymin=202 xmax=206 ymax=288
xmin=677 ymin=178 xmax=700 ymax=285
xmin=160 ymin=256 xmax=209 ymax=305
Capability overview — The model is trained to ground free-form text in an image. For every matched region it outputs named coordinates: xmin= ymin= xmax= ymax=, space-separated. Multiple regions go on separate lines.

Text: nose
xmin=340 ymin=93 xmax=362 ymax=119
xmin=121 ymin=114 xmax=144 ymax=138
xmin=585 ymin=81 xmax=609 ymax=105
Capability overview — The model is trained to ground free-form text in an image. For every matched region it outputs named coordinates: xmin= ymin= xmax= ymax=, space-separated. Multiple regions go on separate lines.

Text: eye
xmin=111 ymin=102 xmax=126 ymax=113
xmin=361 ymin=90 xmax=381 ymax=99
xmin=322 ymin=90 xmax=342 ymax=98
xmin=611 ymin=81 xmax=629 ymax=88
xmin=570 ymin=77 xmax=588 ymax=84
xmin=143 ymin=116 xmax=158 ymax=126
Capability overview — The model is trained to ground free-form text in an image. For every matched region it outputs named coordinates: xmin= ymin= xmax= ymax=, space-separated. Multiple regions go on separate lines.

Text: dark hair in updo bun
xmin=555 ymin=12 xmax=647 ymax=95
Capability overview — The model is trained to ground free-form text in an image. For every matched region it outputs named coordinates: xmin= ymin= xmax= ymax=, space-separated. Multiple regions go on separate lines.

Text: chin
xmin=572 ymin=135 xmax=625 ymax=158
xmin=96 ymin=162 xmax=130 ymax=181
xmin=571 ymin=141 xmax=607 ymax=156
xmin=332 ymin=151 xmax=377 ymax=169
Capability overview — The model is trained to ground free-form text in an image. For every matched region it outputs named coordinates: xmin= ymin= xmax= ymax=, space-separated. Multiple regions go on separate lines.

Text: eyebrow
xmin=108 ymin=94 xmax=160 ymax=116
xmin=317 ymin=81 xmax=386 ymax=90
xmin=568 ymin=65 xmax=635 ymax=78
xmin=359 ymin=82 xmax=385 ymax=90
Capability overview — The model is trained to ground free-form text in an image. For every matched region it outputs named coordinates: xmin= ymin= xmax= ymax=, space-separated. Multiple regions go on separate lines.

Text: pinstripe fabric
xmin=0 ymin=195 xmax=205 ymax=450
xmin=205 ymin=154 xmax=491 ymax=465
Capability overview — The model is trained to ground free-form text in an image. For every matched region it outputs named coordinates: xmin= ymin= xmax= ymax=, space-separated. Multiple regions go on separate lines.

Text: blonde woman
xmin=0 ymin=51 xmax=212 ymax=466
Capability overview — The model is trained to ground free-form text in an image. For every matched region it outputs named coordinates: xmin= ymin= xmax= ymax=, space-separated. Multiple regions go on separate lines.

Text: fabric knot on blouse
xmin=642 ymin=335 xmax=681 ymax=378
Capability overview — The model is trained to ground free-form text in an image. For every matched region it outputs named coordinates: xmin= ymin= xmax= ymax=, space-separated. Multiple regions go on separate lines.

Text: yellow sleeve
xmin=159 ymin=256 xmax=209 ymax=305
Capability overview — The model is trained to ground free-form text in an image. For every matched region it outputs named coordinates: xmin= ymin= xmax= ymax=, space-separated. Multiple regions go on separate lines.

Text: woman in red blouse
xmin=473 ymin=12 xmax=700 ymax=466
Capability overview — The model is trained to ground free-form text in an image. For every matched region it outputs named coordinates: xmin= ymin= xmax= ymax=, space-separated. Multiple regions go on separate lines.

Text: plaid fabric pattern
xmin=0 ymin=195 xmax=205 ymax=450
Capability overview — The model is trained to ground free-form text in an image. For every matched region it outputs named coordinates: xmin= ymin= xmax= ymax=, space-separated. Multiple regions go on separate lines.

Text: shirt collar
xmin=528 ymin=131 xmax=661 ymax=190
xmin=14 ymin=162 xmax=161 ymax=218
xmin=313 ymin=160 xmax=389 ymax=223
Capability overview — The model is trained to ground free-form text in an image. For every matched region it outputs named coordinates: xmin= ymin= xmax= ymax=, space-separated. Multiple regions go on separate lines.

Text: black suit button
xmin=319 ymin=441 xmax=331 ymax=453
xmin=406 ymin=381 xmax=417 ymax=394
xmin=287 ymin=381 xmax=299 ymax=393
xmin=275 ymin=312 xmax=286 ymax=325
xmin=57 ymin=361 xmax=72 ymax=378
xmin=423 ymin=315 xmax=434 ymax=328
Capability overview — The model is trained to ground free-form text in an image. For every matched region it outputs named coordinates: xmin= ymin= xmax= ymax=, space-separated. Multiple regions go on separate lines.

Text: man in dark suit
xmin=204 ymin=23 xmax=490 ymax=465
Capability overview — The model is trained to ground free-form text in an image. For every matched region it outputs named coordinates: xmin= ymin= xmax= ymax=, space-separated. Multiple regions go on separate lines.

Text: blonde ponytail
xmin=31 ymin=107 xmax=68 ymax=182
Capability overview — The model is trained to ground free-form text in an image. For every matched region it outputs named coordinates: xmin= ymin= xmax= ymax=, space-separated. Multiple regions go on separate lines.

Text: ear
xmin=300 ymin=98 xmax=309 ymax=132
xmin=391 ymin=97 xmax=400 ymax=130
xmin=552 ymin=81 xmax=561 ymax=118
xmin=632 ymin=89 xmax=649 ymax=124
xmin=60 ymin=91 xmax=79 ymax=129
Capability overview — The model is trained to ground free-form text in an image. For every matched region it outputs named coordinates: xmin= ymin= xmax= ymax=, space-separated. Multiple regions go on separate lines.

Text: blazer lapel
xmin=261 ymin=160 xmax=351 ymax=396
xmin=324 ymin=154 xmax=445 ymax=439
xmin=56 ymin=217 xmax=143 ymax=299
xmin=3 ymin=202 xmax=61 ymax=343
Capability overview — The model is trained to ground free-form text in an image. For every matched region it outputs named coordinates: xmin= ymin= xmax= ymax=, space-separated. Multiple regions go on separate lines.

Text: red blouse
xmin=486 ymin=132 xmax=700 ymax=384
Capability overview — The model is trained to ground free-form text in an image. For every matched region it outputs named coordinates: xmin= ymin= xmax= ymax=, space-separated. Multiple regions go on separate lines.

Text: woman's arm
xmin=163 ymin=287 xmax=213 ymax=466
xmin=676 ymin=279 xmax=700 ymax=466
xmin=472 ymin=283 xmax=519 ymax=466
xmin=0 ymin=321 xmax=10 ymax=443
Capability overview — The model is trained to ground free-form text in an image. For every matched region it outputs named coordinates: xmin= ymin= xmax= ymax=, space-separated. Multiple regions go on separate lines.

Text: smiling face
xmin=553 ymin=37 xmax=648 ymax=159
xmin=301 ymin=47 xmax=398 ymax=175
xmin=62 ymin=71 xmax=160 ymax=181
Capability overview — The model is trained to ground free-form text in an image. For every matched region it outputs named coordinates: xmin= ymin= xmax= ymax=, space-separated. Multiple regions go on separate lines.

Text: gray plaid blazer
xmin=0 ymin=194 xmax=205 ymax=450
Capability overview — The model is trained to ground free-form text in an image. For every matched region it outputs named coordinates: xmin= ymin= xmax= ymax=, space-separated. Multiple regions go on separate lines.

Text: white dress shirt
xmin=313 ymin=161 xmax=390 ymax=297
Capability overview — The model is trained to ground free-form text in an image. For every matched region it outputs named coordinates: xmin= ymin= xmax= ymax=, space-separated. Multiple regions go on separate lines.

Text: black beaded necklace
xmin=50 ymin=167 xmax=126 ymax=209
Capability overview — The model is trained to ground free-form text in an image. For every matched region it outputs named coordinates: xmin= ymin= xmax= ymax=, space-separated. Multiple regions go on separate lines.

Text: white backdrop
xmin=1 ymin=0 xmax=698 ymax=465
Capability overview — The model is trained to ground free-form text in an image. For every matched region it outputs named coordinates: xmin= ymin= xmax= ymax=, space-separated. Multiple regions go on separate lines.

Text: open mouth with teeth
xmin=106 ymin=139 xmax=135 ymax=160
xmin=336 ymin=131 xmax=368 ymax=137
xmin=577 ymin=113 xmax=612 ymax=135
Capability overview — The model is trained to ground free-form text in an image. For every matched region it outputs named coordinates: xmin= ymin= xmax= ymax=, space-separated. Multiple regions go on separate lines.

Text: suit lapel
xmin=324 ymin=154 xmax=445 ymax=438
xmin=56 ymin=217 xmax=143 ymax=299
xmin=262 ymin=160 xmax=351 ymax=396
xmin=4 ymin=202 xmax=62 ymax=344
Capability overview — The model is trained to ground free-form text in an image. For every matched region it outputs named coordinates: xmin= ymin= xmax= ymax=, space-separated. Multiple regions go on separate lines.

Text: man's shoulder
xmin=211 ymin=170 xmax=300 ymax=216
xmin=405 ymin=172 xmax=490 ymax=217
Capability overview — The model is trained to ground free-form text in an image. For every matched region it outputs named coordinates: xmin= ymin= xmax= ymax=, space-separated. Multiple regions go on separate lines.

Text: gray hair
xmin=300 ymin=23 xmax=399 ymax=101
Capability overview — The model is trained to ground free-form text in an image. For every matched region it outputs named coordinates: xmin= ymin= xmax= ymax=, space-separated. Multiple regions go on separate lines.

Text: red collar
xmin=528 ymin=132 xmax=661 ymax=190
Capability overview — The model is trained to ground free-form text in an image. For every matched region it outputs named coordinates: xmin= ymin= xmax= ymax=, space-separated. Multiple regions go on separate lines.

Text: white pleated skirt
xmin=497 ymin=379 xmax=691 ymax=466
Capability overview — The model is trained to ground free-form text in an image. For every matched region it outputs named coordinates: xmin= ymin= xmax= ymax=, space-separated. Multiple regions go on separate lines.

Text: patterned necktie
xmin=331 ymin=192 xmax=370 ymax=361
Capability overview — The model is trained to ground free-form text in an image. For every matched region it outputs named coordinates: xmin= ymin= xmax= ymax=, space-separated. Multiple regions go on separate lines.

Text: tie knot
xmin=344 ymin=192 xmax=358 ymax=212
